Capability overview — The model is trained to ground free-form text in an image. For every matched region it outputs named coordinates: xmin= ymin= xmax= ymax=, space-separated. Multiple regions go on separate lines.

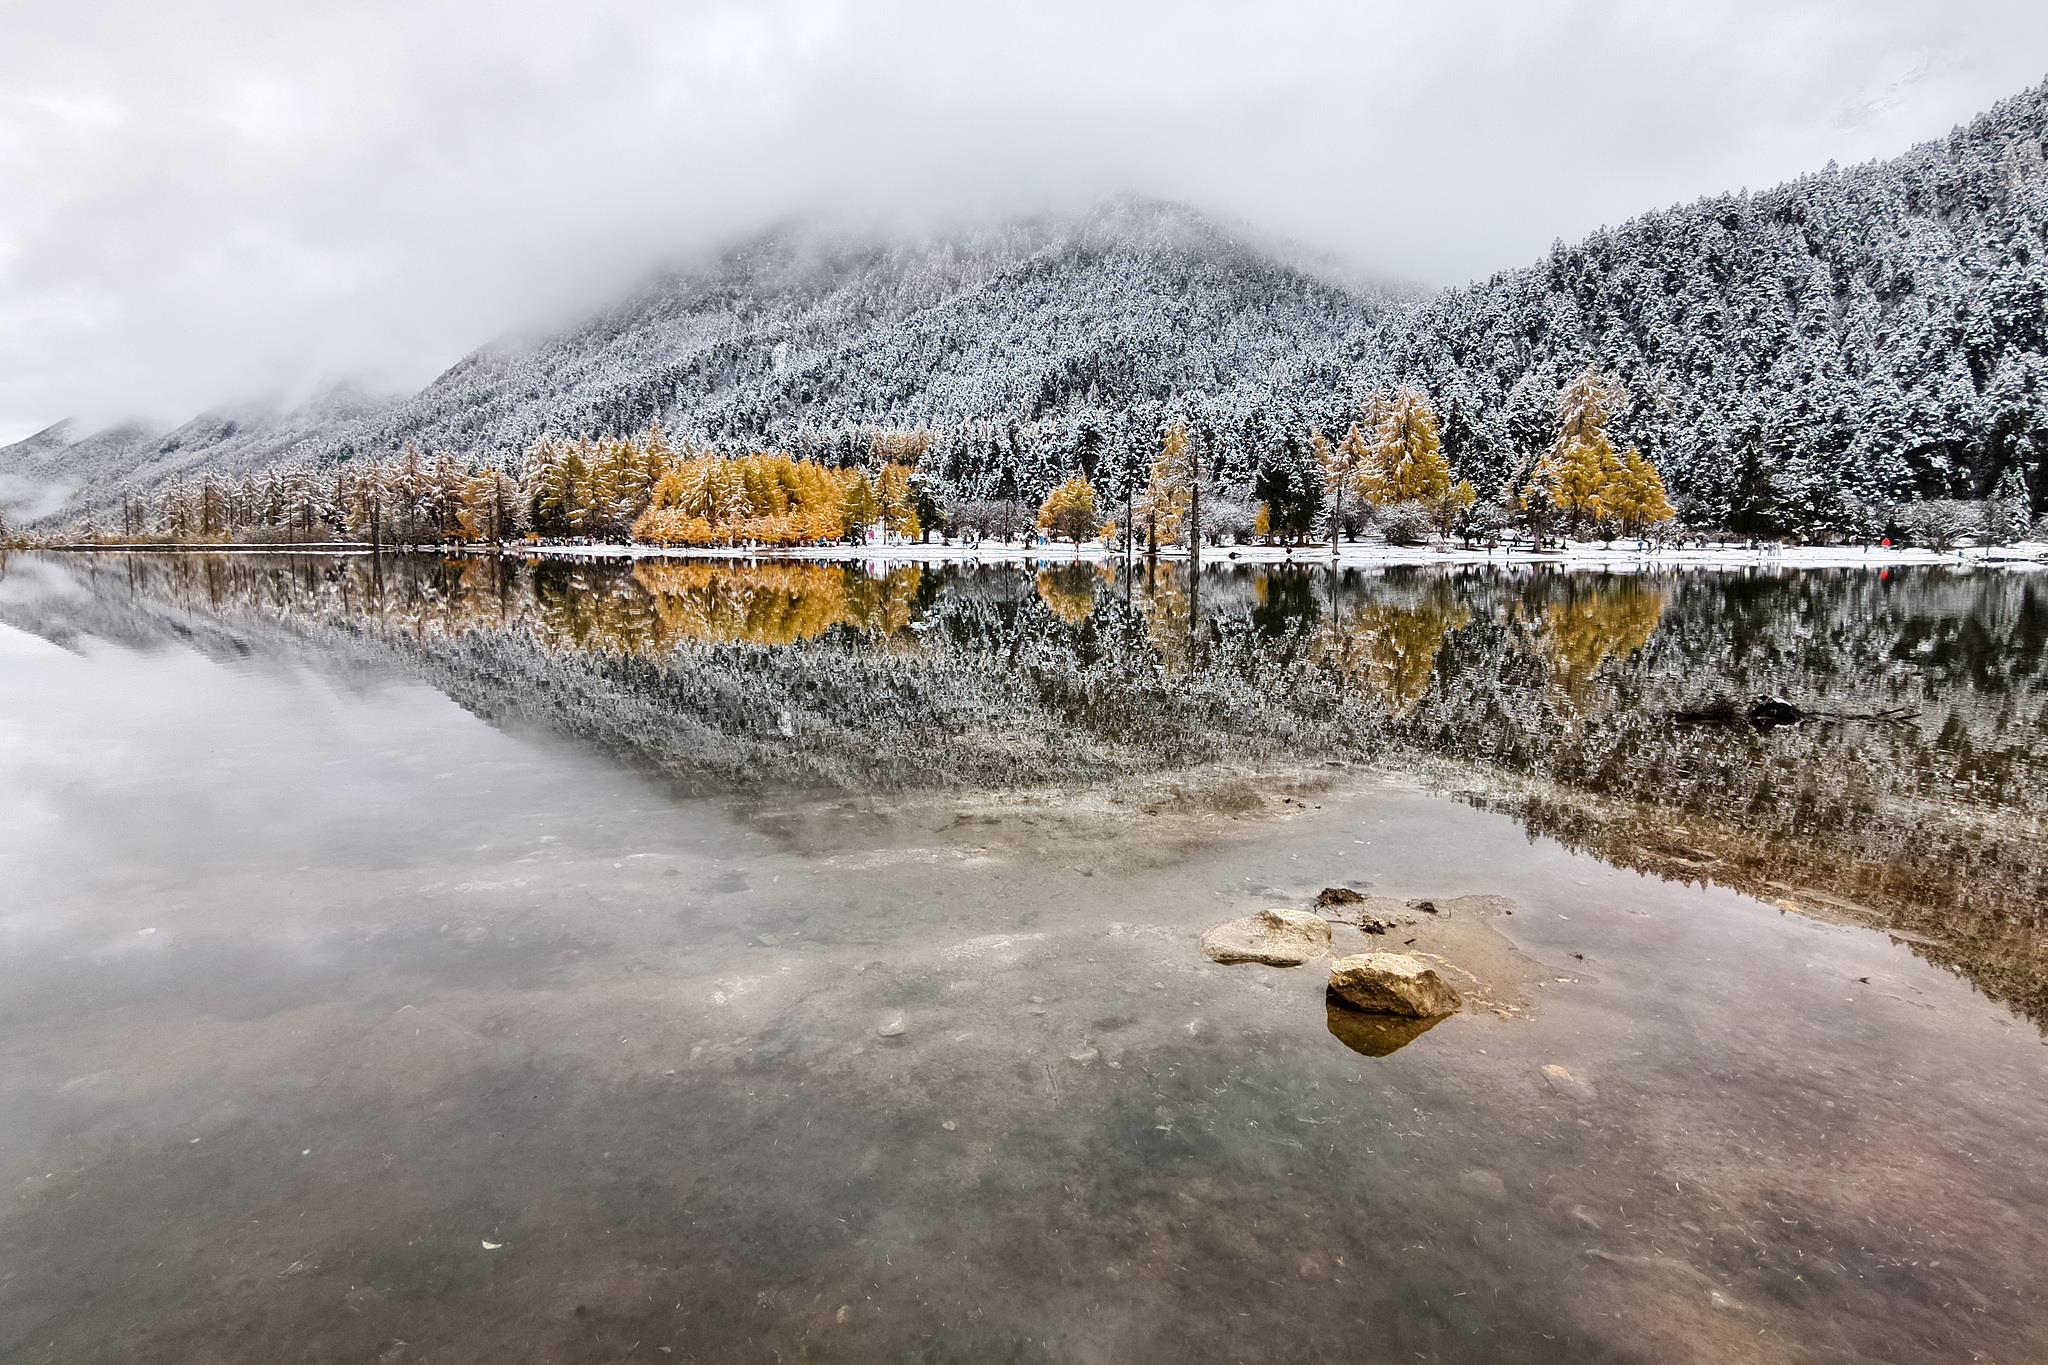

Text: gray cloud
xmin=2 ymin=0 xmax=2044 ymax=441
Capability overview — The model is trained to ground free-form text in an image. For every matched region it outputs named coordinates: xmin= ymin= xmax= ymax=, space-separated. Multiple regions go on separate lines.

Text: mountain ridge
xmin=8 ymin=76 xmax=2047 ymax=534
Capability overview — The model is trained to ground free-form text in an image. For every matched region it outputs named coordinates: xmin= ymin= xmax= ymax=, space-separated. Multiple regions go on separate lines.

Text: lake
xmin=2 ymin=550 xmax=2045 ymax=1364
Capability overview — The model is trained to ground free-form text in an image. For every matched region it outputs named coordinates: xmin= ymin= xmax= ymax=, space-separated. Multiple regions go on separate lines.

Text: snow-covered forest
xmin=6 ymin=78 xmax=2047 ymax=540
xmin=1377 ymin=80 xmax=2048 ymax=535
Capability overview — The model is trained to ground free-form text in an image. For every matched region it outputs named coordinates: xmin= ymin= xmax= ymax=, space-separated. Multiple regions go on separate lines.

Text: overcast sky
xmin=3 ymin=0 xmax=2045 ymax=443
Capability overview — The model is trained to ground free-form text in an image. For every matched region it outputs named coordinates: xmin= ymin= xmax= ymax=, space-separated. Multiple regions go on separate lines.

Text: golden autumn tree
xmin=876 ymin=463 xmax=922 ymax=542
xmin=1038 ymin=475 xmax=1099 ymax=547
xmin=1361 ymin=387 xmax=1455 ymax=507
xmin=840 ymin=470 xmax=882 ymax=543
xmin=1136 ymin=425 xmax=1195 ymax=553
xmin=633 ymin=451 xmax=854 ymax=547
xmin=1523 ymin=369 xmax=1629 ymax=536
xmin=1605 ymin=447 xmax=1677 ymax=539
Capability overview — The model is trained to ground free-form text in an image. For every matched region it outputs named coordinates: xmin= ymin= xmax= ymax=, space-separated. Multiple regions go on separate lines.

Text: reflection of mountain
xmin=5 ymin=552 xmax=2043 ymax=1029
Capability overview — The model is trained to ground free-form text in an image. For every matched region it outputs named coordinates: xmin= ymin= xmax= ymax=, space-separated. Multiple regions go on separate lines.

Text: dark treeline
xmin=77 ymin=369 xmax=2040 ymax=553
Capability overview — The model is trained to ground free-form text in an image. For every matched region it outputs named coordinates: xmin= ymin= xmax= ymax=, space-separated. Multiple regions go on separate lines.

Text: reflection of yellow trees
xmin=1137 ymin=563 xmax=1196 ymax=672
xmin=1036 ymin=564 xmax=1101 ymax=624
xmin=1522 ymin=578 xmax=1669 ymax=697
xmin=632 ymin=562 xmax=922 ymax=646
xmin=531 ymin=569 xmax=670 ymax=654
xmin=836 ymin=565 xmax=923 ymax=638
xmin=1315 ymin=593 xmax=1472 ymax=712
xmin=116 ymin=555 xmax=931 ymax=656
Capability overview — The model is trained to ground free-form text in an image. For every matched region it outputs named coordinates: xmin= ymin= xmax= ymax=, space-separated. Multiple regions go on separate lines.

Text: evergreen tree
xmin=1252 ymin=428 xmax=1323 ymax=543
xmin=1986 ymin=462 xmax=2033 ymax=546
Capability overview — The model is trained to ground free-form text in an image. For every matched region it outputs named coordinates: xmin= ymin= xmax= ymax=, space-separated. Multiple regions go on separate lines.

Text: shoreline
xmin=30 ymin=538 xmax=2048 ymax=571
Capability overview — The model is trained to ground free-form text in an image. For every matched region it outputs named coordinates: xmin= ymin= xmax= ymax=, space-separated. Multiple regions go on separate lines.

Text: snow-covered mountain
xmin=3 ymin=199 xmax=1403 ymax=522
xmin=1374 ymin=77 xmax=2048 ymax=531
xmin=7 ymin=74 xmax=2048 ymax=531
xmin=334 ymin=198 xmax=1403 ymax=459
xmin=0 ymin=385 xmax=398 ymax=524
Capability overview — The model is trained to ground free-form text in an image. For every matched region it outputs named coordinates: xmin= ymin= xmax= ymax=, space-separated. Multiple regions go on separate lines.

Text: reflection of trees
xmin=1516 ymin=574 xmax=1668 ymax=700
xmin=14 ymin=552 xmax=2047 ymax=1032
xmin=1136 ymin=562 xmax=1197 ymax=674
xmin=633 ymin=562 xmax=921 ymax=646
xmin=1469 ymin=774 xmax=2048 ymax=1030
xmin=1250 ymin=568 xmax=1321 ymax=639
xmin=1411 ymin=567 xmax=2048 ymax=1028
xmin=1314 ymin=584 xmax=1473 ymax=714
xmin=1034 ymin=564 xmax=1101 ymax=626
xmin=533 ymin=563 xmax=668 ymax=654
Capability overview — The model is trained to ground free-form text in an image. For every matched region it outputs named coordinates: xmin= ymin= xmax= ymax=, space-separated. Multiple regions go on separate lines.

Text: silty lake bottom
xmin=1 ymin=552 xmax=2045 ymax=1365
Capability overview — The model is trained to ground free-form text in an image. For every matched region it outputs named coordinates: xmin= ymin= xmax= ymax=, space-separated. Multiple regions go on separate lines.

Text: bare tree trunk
xmin=1331 ymin=469 xmax=1344 ymax=558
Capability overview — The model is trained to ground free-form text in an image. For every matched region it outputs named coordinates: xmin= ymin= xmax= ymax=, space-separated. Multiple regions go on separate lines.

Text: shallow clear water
xmin=2 ymin=551 xmax=2044 ymax=1364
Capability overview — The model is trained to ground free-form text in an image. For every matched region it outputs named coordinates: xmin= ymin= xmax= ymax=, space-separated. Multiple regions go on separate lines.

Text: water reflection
xmin=1325 ymin=995 xmax=1447 ymax=1057
xmin=1517 ymin=575 xmax=1668 ymax=702
xmin=1315 ymin=579 xmax=1475 ymax=713
xmin=5 ymin=551 xmax=2045 ymax=1029
xmin=637 ymin=561 xmax=925 ymax=644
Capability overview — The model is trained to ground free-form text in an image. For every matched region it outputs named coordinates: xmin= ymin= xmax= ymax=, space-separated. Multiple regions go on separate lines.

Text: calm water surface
xmin=1 ymin=551 xmax=2044 ymax=1364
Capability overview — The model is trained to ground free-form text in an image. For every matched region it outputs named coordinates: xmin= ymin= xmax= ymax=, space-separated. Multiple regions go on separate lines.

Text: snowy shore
xmin=41 ymin=538 xmax=2048 ymax=570
xmin=502 ymin=538 xmax=2048 ymax=572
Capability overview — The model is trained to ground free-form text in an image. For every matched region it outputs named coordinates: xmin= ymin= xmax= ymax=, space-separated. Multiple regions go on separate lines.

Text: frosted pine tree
xmin=1985 ymin=463 xmax=2033 ymax=546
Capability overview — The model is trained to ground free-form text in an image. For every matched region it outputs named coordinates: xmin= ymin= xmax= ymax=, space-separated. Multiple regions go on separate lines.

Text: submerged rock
xmin=1540 ymin=1063 xmax=1597 ymax=1101
xmin=1458 ymin=1168 xmax=1508 ymax=1201
xmin=1201 ymin=908 xmax=1332 ymax=966
xmin=1328 ymin=952 xmax=1462 ymax=1018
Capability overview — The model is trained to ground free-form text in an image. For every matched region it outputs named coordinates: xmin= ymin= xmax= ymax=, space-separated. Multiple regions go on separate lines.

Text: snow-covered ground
xmin=45 ymin=538 xmax=2048 ymax=570
xmin=517 ymin=538 xmax=2048 ymax=571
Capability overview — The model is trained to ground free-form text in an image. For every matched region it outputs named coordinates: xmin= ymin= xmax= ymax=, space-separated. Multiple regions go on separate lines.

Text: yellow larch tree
xmin=1136 ymin=425 xmax=1194 ymax=551
xmin=1606 ymin=447 xmax=1677 ymax=538
xmin=876 ymin=463 xmax=922 ymax=541
xmin=1524 ymin=368 xmax=1630 ymax=536
xmin=1038 ymin=475 xmax=1099 ymax=547
xmin=1361 ymin=387 xmax=1454 ymax=507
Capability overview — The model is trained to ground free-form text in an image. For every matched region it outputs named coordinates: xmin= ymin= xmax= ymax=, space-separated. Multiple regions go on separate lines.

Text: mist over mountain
xmin=6 ymin=75 xmax=2047 ymax=534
